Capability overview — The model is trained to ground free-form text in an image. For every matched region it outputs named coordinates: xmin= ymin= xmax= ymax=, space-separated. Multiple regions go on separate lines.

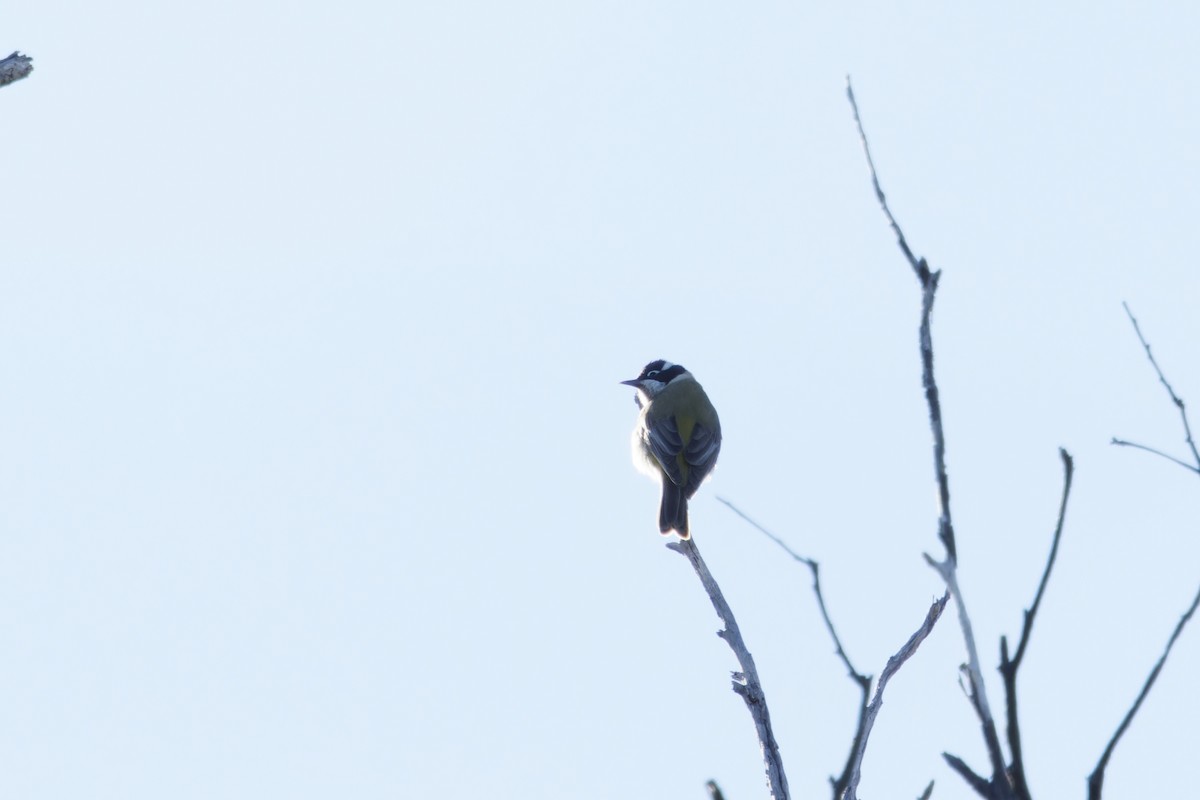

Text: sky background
xmin=4 ymin=3 xmax=1199 ymax=799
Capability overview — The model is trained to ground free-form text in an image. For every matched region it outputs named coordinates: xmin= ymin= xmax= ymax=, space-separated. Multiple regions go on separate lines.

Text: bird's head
xmin=621 ymin=359 xmax=690 ymax=405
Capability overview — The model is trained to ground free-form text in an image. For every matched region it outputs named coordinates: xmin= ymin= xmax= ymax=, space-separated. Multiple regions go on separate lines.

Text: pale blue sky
xmin=4 ymin=2 xmax=1199 ymax=799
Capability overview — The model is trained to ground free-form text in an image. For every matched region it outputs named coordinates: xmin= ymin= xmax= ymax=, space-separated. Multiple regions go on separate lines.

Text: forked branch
xmin=1111 ymin=302 xmax=1200 ymax=473
xmin=1098 ymin=303 xmax=1200 ymax=797
xmin=719 ymin=498 xmax=941 ymax=800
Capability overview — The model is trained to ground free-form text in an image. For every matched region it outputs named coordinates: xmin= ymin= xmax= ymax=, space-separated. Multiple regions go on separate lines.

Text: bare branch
xmin=842 ymin=592 xmax=950 ymax=800
xmin=668 ymin=537 xmax=790 ymax=800
xmin=916 ymin=780 xmax=935 ymax=800
xmin=0 ymin=51 xmax=33 ymax=87
xmin=1112 ymin=302 xmax=1200 ymax=473
xmin=846 ymin=75 xmax=956 ymax=564
xmin=1087 ymin=581 xmax=1200 ymax=800
xmin=716 ymin=497 xmax=871 ymax=799
xmin=847 ymin=76 xmax=1009 ymax=792
xmin=997 ymin=447 xmax=1074 ymax=800
xmin=1099 ymin=305 xmax=1200 ymax=796
xmin=706 ymin=779 xmax=726 ymax=800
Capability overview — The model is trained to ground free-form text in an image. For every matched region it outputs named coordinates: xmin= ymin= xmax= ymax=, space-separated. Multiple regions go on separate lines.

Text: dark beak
xmin=620 ymin=379 xmax=641 ymax=387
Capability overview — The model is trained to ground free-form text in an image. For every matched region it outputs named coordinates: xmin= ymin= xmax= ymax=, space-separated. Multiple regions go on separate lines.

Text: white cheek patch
xmin=640 ymin=379 xmax=668 ymax=398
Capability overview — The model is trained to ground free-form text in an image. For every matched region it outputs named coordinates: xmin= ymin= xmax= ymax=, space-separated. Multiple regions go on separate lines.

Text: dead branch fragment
xmin=0 ymin=52 xmax=33 ymax=87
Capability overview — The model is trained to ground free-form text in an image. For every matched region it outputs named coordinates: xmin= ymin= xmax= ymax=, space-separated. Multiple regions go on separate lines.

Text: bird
xmin=621 ymin=359 xmax=722 ymax=539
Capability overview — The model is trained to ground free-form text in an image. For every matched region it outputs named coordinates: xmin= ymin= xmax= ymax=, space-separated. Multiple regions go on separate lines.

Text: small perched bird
xmin=621 ymin=359 xmax=722 ymax=539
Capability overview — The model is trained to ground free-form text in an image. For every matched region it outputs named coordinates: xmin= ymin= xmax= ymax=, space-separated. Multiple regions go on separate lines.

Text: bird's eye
xmin=647 ymin=370 xmax=659 ymax=377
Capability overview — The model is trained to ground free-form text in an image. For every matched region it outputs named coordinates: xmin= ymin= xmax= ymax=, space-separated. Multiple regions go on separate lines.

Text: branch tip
xmin=1115 ymin=304 xmax=1200 ymax=472
xmin=841 ymin=592 xmax=949 ymax=800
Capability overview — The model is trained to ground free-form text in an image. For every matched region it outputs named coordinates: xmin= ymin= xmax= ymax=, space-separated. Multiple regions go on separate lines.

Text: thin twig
xmin=668 ymin=537 xmax=790 ymax=800
xmin=716 ymin=497 xmax=872 ymax=799
xmin=847 ymin=75 xmax=1009 ymax=793
xmin=845 ymin=79 xmax=920 ymax=275
xmin=1109 ymin=438 xmax=1198 ymax=473
xmin=1087 ymin=581 xmax=1200 ymax=800
xmin=1111 ymin=302 xmax=1200 ymax=473
xmin=842 ymin=592 xmax=950 ymax=800
xmin=716 ymin=498 xmax=869 ymax=686
xmin=916 ymin=780 xmax=935 ymax=800
xmin=997 ymin=447 xmax=1074 ymax=800
xmin=706 ymin=779 xmax=726 ymax=800
xmin=846 ymin=75 xmax=956 ymax=564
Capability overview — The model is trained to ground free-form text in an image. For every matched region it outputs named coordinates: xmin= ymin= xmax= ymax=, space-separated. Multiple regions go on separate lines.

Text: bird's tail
xmin=659 ymin=479 xmax=690 ymax=539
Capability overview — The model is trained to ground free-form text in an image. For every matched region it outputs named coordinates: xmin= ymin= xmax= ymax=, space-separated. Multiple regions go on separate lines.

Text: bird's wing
xmin=645 ymin=415 xmax=685 ymax=487
xmin=682 ymin=422 xmax=721 ymax=498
